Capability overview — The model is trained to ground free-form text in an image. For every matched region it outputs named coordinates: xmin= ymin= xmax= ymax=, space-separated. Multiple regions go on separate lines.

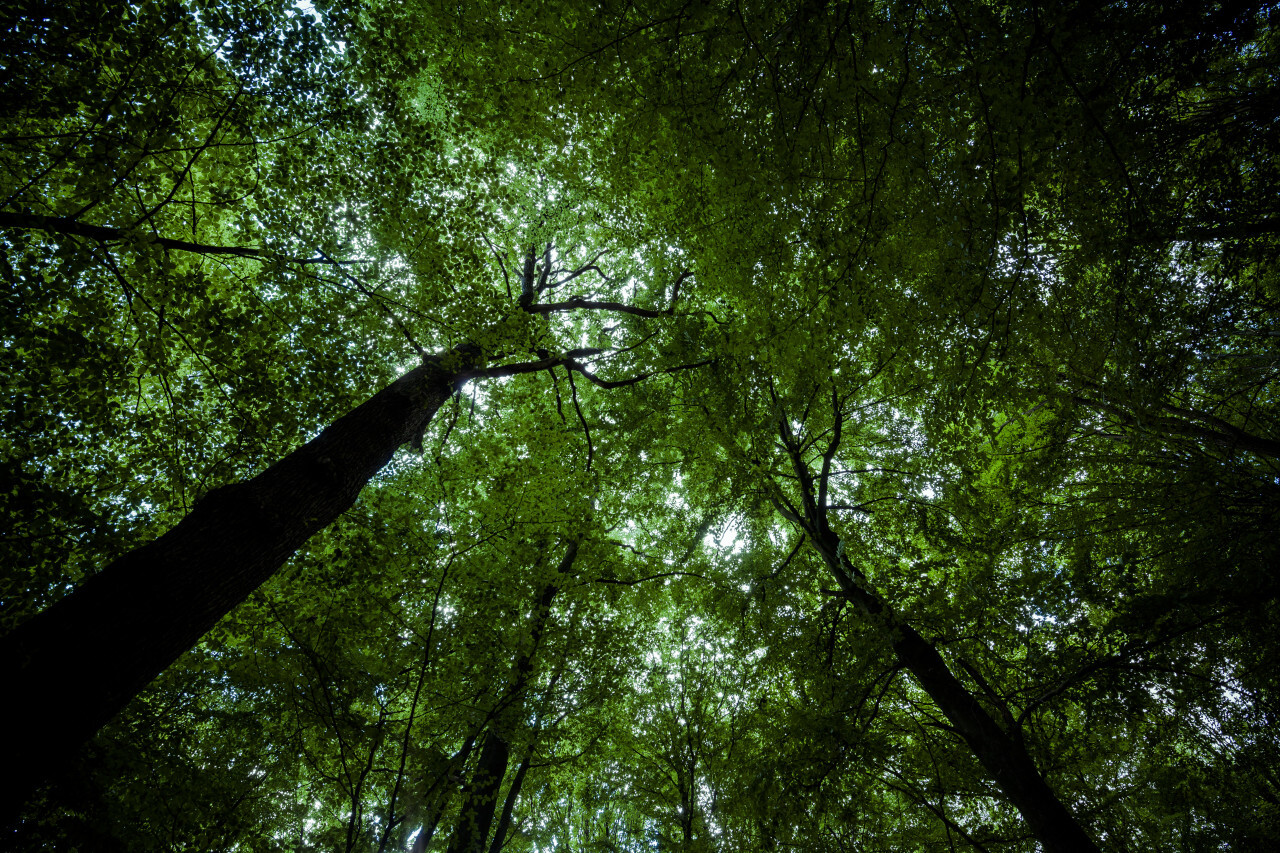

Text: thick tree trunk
xmin=0 ymin=349 xmax=477 ymax=821
xmin=810 ymin=530 xmax=1100 ymax=853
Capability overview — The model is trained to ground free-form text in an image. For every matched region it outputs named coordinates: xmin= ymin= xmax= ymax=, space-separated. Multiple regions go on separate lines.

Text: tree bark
xmin=0 ymin=348 xmax=477 ymax=822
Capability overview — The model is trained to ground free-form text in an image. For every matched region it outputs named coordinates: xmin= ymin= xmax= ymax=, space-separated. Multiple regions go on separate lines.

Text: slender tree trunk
xmin=447 ymin=730 xmax=512 ymax=853
xmin=487 ymin=746 xmax=533 ymax=853
xmin=446 ymin=546 xmax=575 ymax=853
xmin=771 ymin=401 xmax=1098 ymax=852
xmin=809 ymin=529 xmax=1100 ymax=853
xmin=0 ymin=348 xmax=478 ymax=821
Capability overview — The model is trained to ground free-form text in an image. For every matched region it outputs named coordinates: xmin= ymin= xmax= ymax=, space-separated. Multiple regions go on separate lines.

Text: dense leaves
xmin=3 ymin=0 xmax=1278 ymax=850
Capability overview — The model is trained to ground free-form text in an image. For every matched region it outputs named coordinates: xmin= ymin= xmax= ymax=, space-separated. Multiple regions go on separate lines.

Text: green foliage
xmin=4 ymin=0 xmax=1279 ymax=850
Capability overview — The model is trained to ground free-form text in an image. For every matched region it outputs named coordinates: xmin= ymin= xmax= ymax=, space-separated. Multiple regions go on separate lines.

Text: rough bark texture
xmin=810 ymin=530 xmax=1101 ymax=853
xmin=0 ymin=350 xmax=475 ymax=821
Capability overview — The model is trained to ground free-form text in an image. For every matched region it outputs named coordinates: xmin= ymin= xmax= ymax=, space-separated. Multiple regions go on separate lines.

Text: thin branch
xmin=668 ymin=269 xmax=691 ymax=309
xmin=309 ymin=242 xmax=426 ymax=357
xmin=525 ymin=297 xmax=670 ymax=318
xmin=606 ymin=539 xmax=650 ymax=559
xmin=826 ymin=503 xmax=875 ymax=514
xmin=758 ymin=534 xmax=805 ymax=586
xmin=0 ymin=211 xmax=356 ymax=264
xmin=590 ymin=571 xmax=709 ymax=586
xmin=541 ymin=249 xmax=610 ymax=293
xmin=563 ymin=356 xmax=713 ymax=389
xmin=480 ymin=233 xmax=511 ymax=299
xmin=818 ymin=389 xmax=843 ymax=511
xmin=565 ymin=366 xmax=594 ymax=472
xmin=457 ymin=349 xmax=607 ymax=382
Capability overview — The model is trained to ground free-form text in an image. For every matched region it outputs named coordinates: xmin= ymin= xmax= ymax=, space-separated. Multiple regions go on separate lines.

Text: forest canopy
xmin=2 ymin=0 xmax=1278 ymax=850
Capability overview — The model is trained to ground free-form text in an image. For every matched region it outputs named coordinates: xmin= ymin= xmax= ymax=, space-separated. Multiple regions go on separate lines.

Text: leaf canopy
xmin=3 ymin=0 xmax=1279 ymax=850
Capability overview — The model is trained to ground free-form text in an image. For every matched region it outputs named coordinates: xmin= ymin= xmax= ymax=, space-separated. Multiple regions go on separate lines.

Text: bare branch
xmin=818 ymin=389 xmax=843 ymax=511
xmin=457 ymin=348 xmax=607 ymax=382
xmin=606 ymin=539 xmax=650 ymax=558
xmin=589 ymin=571 xmax=709 ymax=586
xmin=668 ymin=269 xmax=691 ymax=309
xmin=480 ymin=233 xmax=511 ymax=299
xmin=565 ymin=366 xmax=594 ymax=472
xmin=309 ymin=243 xmax=426 ymax=357
xmin=0 ymin=211 xmax=360 ymax=264
xmin=758 ymin=534 xmax=805 ymax=586
xmin=525 ymin=297 xmax=670 ymax=318
xmin=826 ymin=503 xmax=875 ymax=514
xmin=542 ymin=249 xmax=610 ymax=292
xmin=563 ymin=356 xmax=713 ymax=389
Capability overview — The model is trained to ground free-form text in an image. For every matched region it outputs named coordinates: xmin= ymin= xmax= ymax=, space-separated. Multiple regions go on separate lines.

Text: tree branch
xmin=590 ymin=571 xmax=709 ymax=586
xmin=562 ymin=356 xmax=713 ymax=389
xmin=0 ymin=211 xmax=358 ymax=264
xmin=565 ymin=366 xmax=594 ymax=472
xmin=525 ymin=297 xmax=671 ymax=318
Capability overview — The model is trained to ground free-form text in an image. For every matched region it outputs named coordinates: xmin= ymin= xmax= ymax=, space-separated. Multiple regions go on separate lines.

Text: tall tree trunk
xmin=447 ymin=730 xmax=512 ymax=853
xmin=0 ymin=347 xmax=478 ymax=821
xmin=772 ymin=404 xmax=1100 ymax=852
xmin=810 ymin=528 xmax=1101 ymax=853
xmin=446 ymin=545 xmax=575 ymax=853
xmin=486 ymin=746 xmax=533 ymax=853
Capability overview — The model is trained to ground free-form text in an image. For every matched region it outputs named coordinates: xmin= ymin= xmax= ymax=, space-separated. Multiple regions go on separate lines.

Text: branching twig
xmin=541 ymin=249 xmax=610 ymax=293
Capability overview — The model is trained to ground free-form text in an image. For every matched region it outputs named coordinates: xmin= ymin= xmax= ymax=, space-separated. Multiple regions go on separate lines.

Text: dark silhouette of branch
xmin=525 ymin=297 xmax=671 ymax=318
xmin=590 ymin=571 xmax=709 ymax=586
xmin=540 ymin=249 xmax=611 ymax=293
xmin=563 ymin=356 xmax=714 ymax=389
xmin=0 ymin=211 xmax=358 ymax=264
xmin=565 ymin=366 xmax=594 ymax=472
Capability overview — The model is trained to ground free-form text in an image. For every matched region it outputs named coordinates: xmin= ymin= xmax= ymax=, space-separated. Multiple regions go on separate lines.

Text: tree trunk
xmin=447 ymin=730 xmax=512 ymax=853
xmin=412 ymin=734 xmax=480 ymax=853
xmin=446 ymin=547 xmax=574 ymax=853
xmin=810 ymin=529 xmax=1101 ymax=853
xmin=486 ymin=746 xmax=533 ymax=853
xmin=0 ymin=348 xmax=478 ymax=822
